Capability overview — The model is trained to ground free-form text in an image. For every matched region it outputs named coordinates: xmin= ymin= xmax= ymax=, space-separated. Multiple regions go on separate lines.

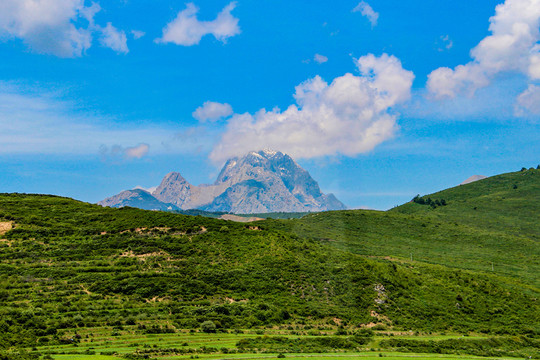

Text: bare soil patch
xmin=120 ymin=250 xmax=170 ymax=260
xmin=220 ymin=214 xmax=264 ymax=222
xmin=0 ymin=221 xmax=13 ymax=235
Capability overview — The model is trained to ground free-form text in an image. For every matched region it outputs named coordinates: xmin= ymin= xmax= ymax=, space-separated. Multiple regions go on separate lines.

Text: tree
xmin=200 ymin=320 xmax=216 ymax=333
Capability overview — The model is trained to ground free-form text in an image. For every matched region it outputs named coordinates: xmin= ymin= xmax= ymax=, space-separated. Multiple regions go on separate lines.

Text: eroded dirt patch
xmin=220 ymin=214 xmax=265 ymax=222
xmin=0 ymin=221 xmax=13 ymax=235
xmin=120 ymin=250 xmax=170 ymax=260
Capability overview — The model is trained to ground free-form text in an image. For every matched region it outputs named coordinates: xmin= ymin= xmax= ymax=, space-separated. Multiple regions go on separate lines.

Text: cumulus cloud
xmin=353 ymin=1 xmax=379 ymax=27
xmin=0 ymin=0 xmax=92 ymax=57
xmin=210 ymin=53 xmax=414 ymax=163
xmin=0 ymin=0 xmax=128 ymax=57
xmin=99 ymin=22 xmax=128 ymax=54
xmin=314 ymin=54 xmax=328 ymax=64
xmin=515 ymin=84 xmax=540 ymax=115
xmin=193 ymin=101 xmax=233 ymax=122
xmin=157 ymin=2 xmax=240 ymax=46
xmin=427 ymin=0 xmax=540 ymax=98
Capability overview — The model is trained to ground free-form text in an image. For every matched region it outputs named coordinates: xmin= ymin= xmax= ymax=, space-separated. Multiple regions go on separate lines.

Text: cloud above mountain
xmin=193 ymin=101 xmax=233 ymax=122
xmin=210 ymin=53 xmax=414 ymax=162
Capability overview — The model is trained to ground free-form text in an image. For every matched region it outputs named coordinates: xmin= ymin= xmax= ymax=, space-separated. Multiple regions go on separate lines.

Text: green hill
xmin=0 ymin=169 xmax=539 ymax=358
xmin=261 ymin=169 xmax=539 ymax=287
xmin=393 ymin=168 xmax=540 ymax=239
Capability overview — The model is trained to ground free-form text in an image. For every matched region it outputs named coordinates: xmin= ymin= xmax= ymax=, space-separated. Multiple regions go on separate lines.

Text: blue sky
xmin=0 ymin=0 xmax=539 ymax=210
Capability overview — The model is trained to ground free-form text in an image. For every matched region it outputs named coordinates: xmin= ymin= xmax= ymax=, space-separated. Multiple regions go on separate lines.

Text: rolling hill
xmin=0 ymin=168 xmax=538 ymax=358
xmin=261 ymin=168 xmax=540 ymax=287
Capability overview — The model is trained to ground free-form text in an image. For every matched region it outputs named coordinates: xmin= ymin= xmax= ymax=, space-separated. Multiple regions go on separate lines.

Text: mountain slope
xmin=393 ymin=168 xmax=540 ymax=238
xmin=96 ymin=188 xmax=179 ymax=211
xmin=0 ymin=193 xmax=538 ymax=351
xmin=99 ymin=150 xmax=346 ymax=213
xmin=261 ymin=168 xmax=540 ymax=287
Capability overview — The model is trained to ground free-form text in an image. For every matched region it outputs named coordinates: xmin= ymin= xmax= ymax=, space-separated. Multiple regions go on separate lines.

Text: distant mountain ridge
xmin=97 ymin=188 xmax=179 ymax=211
xmin=460 ymin=174 xmax=487 ymax=185
xmin=98 ymin=150 xmax=346 ymax=213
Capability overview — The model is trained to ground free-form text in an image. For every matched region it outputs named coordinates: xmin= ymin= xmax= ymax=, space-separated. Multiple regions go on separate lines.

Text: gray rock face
xmin=97 ymin=189 xmax=179 ymax=211
xmin=206 ymin=150 xmax=346 ymax=213
xmin=99 ymin=150 xmax=346 ymax=213
xmin=153 ymin=172 xmax=192 ymax=208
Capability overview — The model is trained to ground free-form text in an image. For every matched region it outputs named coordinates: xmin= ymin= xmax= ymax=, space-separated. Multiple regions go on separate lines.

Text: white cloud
xmin=404 ymin=77 xmax=522 ymax=121
xmin=99 ymin=22 xmax=128 ymax=54
xmin=427 ymin=0 xmax=540 ymax=98
xmin=352 ymin=1 xmax=379 ymax=27
xmin=210 ymin=53 xmax=414 ymax=163
xmin=515 ymin=84 xmax=540 ymax=115
xmin=131 ymin=30 xmax=145 ymax=39
xmin=157 ymin=2 xmax=240 ymax=46
xmin=193 ymin=101 xmax=233 ymax=122
xmin=314 ymin=54 xmax=328 ymax=64
xmin=0 ymin=0 xmax=128 ymax=57
xmin=99 ymin=143 xmax=149 ymax=160
xmin=0 ymin=0 xmax=92 ymax=57
xmin=124 ymin=143 xmax=150 ymax=159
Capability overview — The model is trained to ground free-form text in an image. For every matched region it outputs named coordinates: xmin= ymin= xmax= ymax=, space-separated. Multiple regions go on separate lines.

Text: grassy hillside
xmin=260 ymin=169 xmax=539 ymax=287
xmin=393 ymin=168 xmax=540 ymax=239
xmin=0 ymin=193 xmax=538 ymax=355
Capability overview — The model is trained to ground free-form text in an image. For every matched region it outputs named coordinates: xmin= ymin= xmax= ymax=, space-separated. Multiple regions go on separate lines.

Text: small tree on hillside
xmin=200 ymin=320 xmax=216 ymax=333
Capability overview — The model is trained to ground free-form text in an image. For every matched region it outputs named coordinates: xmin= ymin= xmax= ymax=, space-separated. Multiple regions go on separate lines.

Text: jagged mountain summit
xmin=98 ymin=150 xmax=346 ymax=213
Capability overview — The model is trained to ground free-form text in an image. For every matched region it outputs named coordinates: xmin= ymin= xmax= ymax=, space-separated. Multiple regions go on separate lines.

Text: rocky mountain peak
xmin=99 ymin=150 xmax=346 ymax=213
xmin=152 ymin=172 xmax=192 ymax=208
xmin=215 ymin=150 xmax=299 ymax=185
